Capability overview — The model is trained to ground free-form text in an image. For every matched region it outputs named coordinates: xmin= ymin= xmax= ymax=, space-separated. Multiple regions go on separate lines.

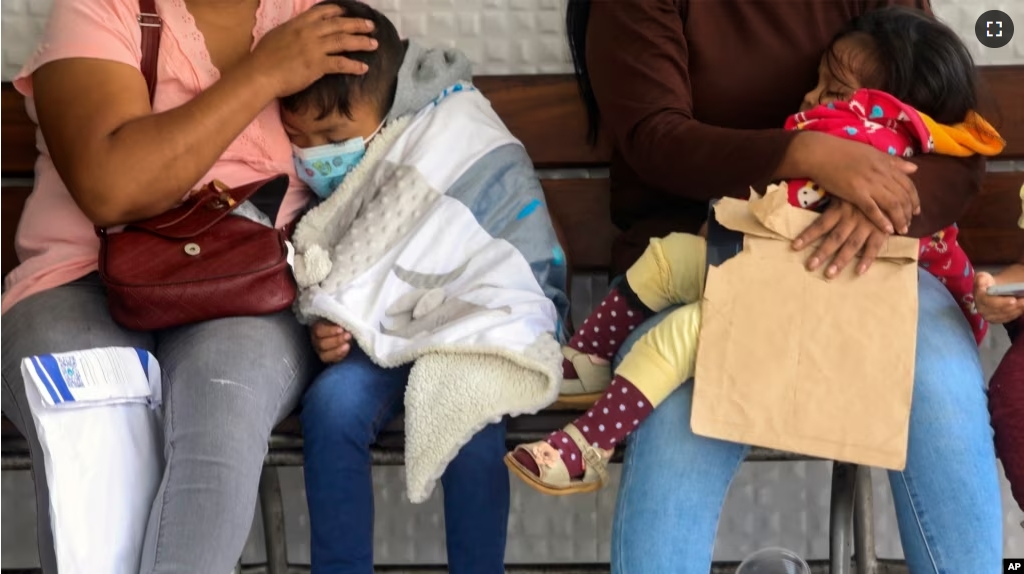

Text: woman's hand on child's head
xmin=248 ymin=3 xmax=378 ymax=100
xmin=311 ymin=320 xmax=353 ymax=364
xmin=792 ymin=199 xmax=889 ymax=279
xmin=974 ymin=272 xmax=1024 ymax=324
xmin=797 ymin=133 xmax=920 ymax=235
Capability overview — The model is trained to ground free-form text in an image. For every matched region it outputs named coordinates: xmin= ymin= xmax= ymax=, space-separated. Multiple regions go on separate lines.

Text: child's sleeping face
xmin=282 ymin=98 xmax=386 ymax=199
xmin=801 ymin=35 xmax=882 ymax=112
xmin=281 ymin=98 xmax=384 ymax=149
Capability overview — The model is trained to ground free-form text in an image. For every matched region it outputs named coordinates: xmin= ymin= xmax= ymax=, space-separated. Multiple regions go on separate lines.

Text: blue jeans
xmin=301 ymin=346 xmax=509 ymax=574
xmin=610 ymin=269 xmax=1002 ymax=573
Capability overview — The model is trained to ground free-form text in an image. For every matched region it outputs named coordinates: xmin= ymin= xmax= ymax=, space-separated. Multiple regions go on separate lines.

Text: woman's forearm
xmin=95 ymin=61 xmax=280 ymax=222
xmin=772 ymin=132 xmax=827 ymax=181
xmin=903 ymin=154 xmax=983 ymax=237
xmin=34 ymin=58 xmax=279 ymax=226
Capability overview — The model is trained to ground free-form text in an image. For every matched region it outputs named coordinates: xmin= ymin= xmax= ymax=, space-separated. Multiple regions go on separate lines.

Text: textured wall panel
xmin=2 ymin=0 xmax=1022 ymax=78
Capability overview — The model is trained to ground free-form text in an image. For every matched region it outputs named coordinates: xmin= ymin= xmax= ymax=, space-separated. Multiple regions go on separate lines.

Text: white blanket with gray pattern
xmin=291 ymin=86 xmax=568 ymax=503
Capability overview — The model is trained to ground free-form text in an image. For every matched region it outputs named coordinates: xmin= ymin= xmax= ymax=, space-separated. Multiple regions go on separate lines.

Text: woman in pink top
xmin=0 ymin=0 xmax=375 ymax=571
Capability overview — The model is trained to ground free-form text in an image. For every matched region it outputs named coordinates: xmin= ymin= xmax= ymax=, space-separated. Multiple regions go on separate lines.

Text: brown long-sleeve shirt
xmin=587 ymin=0 xmax=985 ymax=274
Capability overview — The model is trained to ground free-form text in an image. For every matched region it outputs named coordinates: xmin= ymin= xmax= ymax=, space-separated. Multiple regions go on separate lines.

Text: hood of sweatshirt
xmin=387 ymin=40 xmax=474 ymax=121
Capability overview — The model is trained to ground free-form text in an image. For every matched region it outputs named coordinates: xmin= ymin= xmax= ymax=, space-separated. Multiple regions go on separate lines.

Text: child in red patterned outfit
xmin=506 ymin=6 xmax=1006 ymax=495
xmin=786 ymin=90 xmax=1000 ymax=344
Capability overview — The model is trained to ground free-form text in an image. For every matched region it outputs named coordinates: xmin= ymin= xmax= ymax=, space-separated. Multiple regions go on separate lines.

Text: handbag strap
xmin=137 ymin=0 xmax=162 ymax=103
xmin=95 ymin=0 xmax=161 ymax=238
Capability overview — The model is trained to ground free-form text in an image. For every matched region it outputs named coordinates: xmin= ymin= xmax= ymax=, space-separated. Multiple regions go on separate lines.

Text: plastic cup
xmin=735 ymin=547 xmax=811 ymax=574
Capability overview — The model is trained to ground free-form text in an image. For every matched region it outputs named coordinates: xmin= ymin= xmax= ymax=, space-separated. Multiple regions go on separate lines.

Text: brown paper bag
xmin=691 ymin=186 xmax=920 ymax=470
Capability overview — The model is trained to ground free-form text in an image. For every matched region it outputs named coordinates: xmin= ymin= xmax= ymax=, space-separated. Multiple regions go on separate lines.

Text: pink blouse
xmin=2 ymin=0 xmax=320 ymax=314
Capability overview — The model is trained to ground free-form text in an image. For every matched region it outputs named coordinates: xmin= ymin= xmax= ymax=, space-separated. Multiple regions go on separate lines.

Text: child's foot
xmin=508 ymin=374 xmax=655 ymax=494
xmin=505 ymin=424 xmax=611 ymax=495
xmin=555 ymin=347 xmax=612 ymax=407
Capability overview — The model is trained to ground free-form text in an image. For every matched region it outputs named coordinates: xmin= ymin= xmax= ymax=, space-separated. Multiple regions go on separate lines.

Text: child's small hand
xmin=311 ymin=320 xmax=352 ymax=363
xmin=974 ymin=272 xmax=1024 ymax=325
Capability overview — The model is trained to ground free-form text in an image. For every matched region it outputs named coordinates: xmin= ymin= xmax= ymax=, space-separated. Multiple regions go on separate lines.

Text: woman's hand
xmin=248 ymin=3 xmax=378 ymax=99
xmin=311 ymin=320 xmax=353 ymax=363
xmin=790 ymin=132 xmax=920 ymax=235
xmin=974 ymin=271 xmax=1024 ymax=324
xmin=792 ymin=199 xmax=890 ymax=278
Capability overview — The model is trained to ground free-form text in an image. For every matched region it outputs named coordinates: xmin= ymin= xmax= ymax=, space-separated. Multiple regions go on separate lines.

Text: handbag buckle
xmin=203 ymin=180 xmax=237 ymax=210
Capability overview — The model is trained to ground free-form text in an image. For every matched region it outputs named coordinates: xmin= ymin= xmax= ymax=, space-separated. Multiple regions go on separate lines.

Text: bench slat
xmin=4 ymin=66 xmax=1021 ymax=175
xmin=979 ymin=66 xmax=1024 ymax=159
xmin=960 ymin=172 xmax=1024 ymax=265
xmin=475 ymin=75 xmax=612 ymax=168
xmin=2 ymin=70 xmax=1020 ymax=276
xmin=541 ymin=179 xmax=617 ymax=272
xmin=0 ymin=77 xmax=613 ymax=174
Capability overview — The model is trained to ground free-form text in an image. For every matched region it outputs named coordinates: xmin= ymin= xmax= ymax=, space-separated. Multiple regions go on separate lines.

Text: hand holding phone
xmin=976 ymin=272 xmax=1024 ymax=324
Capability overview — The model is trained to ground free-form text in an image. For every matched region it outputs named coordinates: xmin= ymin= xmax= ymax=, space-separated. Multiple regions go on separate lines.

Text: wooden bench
xmin=3 ymin=67 xmax=1023 ymax=573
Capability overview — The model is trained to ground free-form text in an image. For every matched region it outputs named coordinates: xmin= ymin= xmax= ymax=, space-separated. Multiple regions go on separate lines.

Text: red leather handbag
xmin=98 ymin=0 xmax=296 ymax=331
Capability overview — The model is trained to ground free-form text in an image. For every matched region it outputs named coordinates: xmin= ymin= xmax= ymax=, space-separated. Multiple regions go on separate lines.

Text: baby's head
xmin=801 ymin=6 xmax=977 ymax=125
xmin=281 ymin=0 xmax=404 ymax=197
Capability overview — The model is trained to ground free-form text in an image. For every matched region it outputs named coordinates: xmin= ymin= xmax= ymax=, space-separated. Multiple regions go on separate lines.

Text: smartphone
xmin=987 ymin=282 xmax=1024 ymax=298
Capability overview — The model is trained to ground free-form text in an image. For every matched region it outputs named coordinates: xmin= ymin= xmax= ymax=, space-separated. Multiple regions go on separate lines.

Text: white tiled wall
xmin=2 ymin=0 xmax=1023 ymax=568
xmin=2 ymin=0 xmax=1023 ymax=78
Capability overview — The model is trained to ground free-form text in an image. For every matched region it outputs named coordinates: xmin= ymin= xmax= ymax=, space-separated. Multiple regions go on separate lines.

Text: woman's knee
xmin=2 ymin=278 xmax=152 ymax=387
xmin=629 ymin=384 xmax=745 ymax=470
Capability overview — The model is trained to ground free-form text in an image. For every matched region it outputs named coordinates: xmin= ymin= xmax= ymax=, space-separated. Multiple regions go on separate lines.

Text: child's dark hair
xmin=827 ymin=6 xmax=977 ymax=125
xmin=281 ymin=0 xmax=404 ymax=120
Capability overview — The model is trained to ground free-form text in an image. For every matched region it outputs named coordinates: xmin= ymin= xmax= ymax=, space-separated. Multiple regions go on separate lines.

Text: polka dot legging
xmin=545 ymin=375 xmax=653 ymax=478
xmin=541 ymin=284 xmax=656 ymax=478
xmin=566 ymin=287 xmax=649 ymax=362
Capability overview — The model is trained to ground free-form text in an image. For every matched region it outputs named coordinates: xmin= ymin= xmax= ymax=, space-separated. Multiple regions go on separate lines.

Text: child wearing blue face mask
xmin=280 ymin=0 xmax=404 ymax=199
xmin=281 ymin=2 xmax=570 ymax=567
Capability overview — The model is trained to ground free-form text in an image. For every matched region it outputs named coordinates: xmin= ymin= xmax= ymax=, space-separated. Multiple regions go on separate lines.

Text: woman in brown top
xmin=564 ymin=0 xmax=1003 ymax=571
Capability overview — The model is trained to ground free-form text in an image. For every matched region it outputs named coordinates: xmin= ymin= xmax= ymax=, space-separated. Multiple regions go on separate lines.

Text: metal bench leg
xmin=829 ymin=462 xmax=857 ymax=574
xmin=853 ymin=465 xmax=877 ymax=574
xmin=258 ymin=465 xmax=289 ymax=574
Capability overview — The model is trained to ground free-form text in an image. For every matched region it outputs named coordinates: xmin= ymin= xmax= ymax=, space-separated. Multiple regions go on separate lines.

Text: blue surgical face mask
xmin=292 ymin=119 xmax=384 ymax=199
